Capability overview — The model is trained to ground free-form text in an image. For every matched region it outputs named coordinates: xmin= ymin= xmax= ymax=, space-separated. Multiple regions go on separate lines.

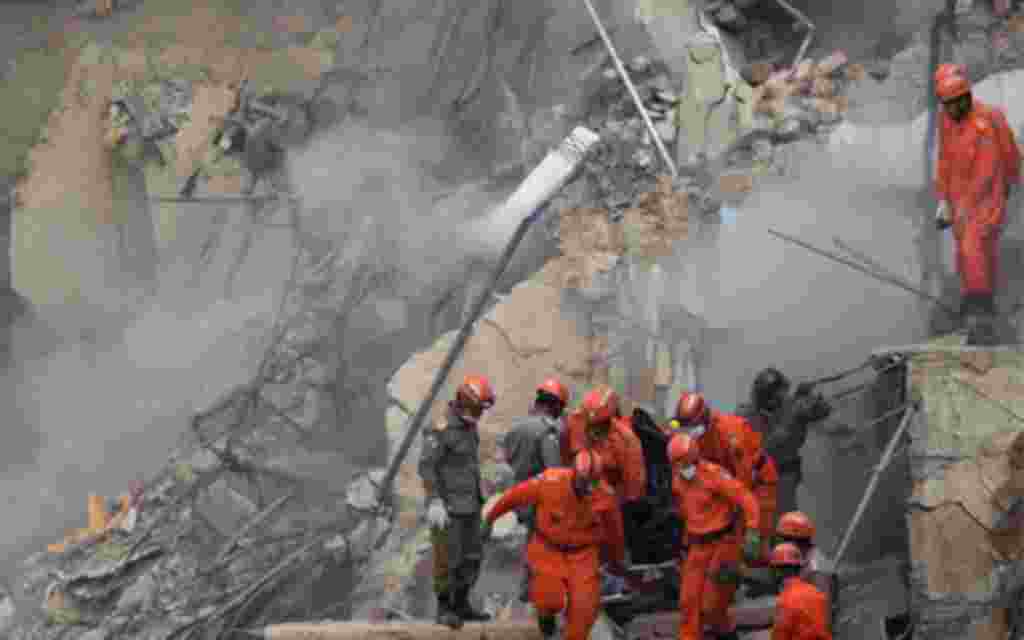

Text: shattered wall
xmin=906 ymin=336 xmax=1024 ymax=639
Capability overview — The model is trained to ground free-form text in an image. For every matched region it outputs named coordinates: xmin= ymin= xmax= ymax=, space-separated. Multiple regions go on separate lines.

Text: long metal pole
xmin=832 ymin=404 xmax=917 ymax=568
xmin=580 ymin=0 xmax=677 ymax=179
xmin=376 ymin=206 xmax=545 ymax=505
xmin=767 ymin=228 xmax=959 ymax=315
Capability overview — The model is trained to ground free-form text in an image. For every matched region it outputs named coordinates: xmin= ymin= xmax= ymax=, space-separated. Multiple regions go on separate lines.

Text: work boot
xmin=454 ymin=587 xmax=491 ymax=622
xmin=436 ymin=593 xmax=463 ymax=629
xmin=537 ymin=614 xmax=557 ymax=638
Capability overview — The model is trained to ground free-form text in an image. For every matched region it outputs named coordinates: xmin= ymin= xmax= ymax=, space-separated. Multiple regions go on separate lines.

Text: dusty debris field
xmin=8 ymin=0 xmax=343 ymax=304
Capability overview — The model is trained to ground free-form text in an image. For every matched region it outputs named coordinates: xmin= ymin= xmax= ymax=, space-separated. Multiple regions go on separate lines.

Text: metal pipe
xmin=376 ymin=128 xmax=600 ymax=505
xmin=149 ymin=195 xmax=299 ymax=204
xmin=375 ymin=205 xmax=543 ymax=508
xmin=767 ymin=228 xmax=959 ymax=315
xmin=832 ymin=404 xmax=917 ymax=569
xmin=580 ymin=0 xmax=677 ymax=179
xmin=774 ymin=0 xmax=815 ymax=68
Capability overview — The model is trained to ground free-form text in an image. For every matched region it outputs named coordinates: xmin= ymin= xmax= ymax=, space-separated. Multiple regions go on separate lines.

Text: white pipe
xmin=472 ymin=126 xmax=600 ymax=253
xmin=581 ymin=0 xmax=677 ymax=179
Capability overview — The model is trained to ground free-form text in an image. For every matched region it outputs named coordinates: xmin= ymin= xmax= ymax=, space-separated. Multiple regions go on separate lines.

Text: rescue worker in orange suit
xmin=776 ymin=511 xmax=832 ymax=596
xmin=672 ymin=391 xmax=778 ymax=564
xmin=769 ymin=543 xmax=832 ymax=640
xmin=562 ymin=385 xmax=649 ymax=561
xmin=669 ymin=433 xmax=762 ymax=640
xmin=482 ymin=449 xmax=626 ymax=640
xmin=418 ymin=375 xmax=496 ymax=629
xmin=502 ymin=377 xmax=570 ymax=601
xmin=934 ymin=63 xmax=1022 ymax=343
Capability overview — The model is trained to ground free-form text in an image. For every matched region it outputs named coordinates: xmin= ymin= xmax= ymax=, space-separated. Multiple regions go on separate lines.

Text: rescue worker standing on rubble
xmin=562 ymin=385 xmax=649 ymax=560
xmin=934 ymin=63 xmax=1022 ymax=343
xmin=673 ymin=391 xmax=778 ymax=563
xmin=738 ymin=368 xmax=831 ymax=521
xmin=669 ymin=433 xmax=761 ymax=640
xmin=768 ymin=543 xmax=832 ymax=640
xmin=482 ymin=449 xmax=626 ymax=640
xmin=418 ymin=374 xmax=496 ymax=629
xmin=501 ymin=377 xmax=570 ymax=601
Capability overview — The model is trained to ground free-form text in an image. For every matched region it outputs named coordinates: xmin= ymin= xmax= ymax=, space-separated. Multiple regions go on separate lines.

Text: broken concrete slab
xmin=904 ymin=338 xmax=1024 ymax=639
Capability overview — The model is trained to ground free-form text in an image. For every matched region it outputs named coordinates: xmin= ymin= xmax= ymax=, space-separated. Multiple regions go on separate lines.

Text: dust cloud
xmin=0 ymin=120 xmax=508 ymax=579
xmin=690 ymin=130 xmax=933 ymax=561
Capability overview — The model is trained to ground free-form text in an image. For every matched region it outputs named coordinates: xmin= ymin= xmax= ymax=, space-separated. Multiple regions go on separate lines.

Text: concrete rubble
xmin=904 ymin=335 xmax=1024 ymax=639
xmin=14 ymin=2 xmax=1024 ymax=639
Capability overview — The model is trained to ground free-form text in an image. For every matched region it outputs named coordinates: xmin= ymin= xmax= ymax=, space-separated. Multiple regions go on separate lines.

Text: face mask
xmin=679 ymin=465 xmax=696 ymax=480
xmin=687 ymin=425 xmax=706 ymax=439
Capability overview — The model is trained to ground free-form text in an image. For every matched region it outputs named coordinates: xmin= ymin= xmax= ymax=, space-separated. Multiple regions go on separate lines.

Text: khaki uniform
xmin=418 ymin=409 xmax=485 ymax=599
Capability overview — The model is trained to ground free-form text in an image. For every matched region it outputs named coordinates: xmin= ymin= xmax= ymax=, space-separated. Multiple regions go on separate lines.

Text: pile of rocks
xmin=3 ymin=225 xmax=405 ymax=639
xmin=581 ymin=56 xmax=682 ymax=218
xmin=750 ymin=51 xmax=865 ymax=141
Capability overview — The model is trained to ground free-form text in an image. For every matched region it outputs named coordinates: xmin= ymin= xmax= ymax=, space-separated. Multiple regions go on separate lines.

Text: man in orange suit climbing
xmin=483 ymin=449 xmax=625 ymax=640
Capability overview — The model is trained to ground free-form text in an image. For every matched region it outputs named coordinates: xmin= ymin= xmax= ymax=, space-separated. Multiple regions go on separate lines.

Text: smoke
xmin=0 ymin=292 xmax=276 ymax=576
xmin=286 ymin=121 xmax=503 ymax=297
xmin=0 ymin=118 xmax=520 ymax=577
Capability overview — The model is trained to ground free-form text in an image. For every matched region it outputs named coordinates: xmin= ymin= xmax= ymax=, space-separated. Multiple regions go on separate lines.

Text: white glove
xmin=427 ymin=499 xmax=448 ymax=528
xmin=935 ymin=200 xmax=952 ymax=229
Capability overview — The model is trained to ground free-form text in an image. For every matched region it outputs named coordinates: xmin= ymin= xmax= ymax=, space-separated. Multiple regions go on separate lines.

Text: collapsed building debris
xmin=14 ymin=2 xmax=1024 ymax=639
xmin=900 ymin=335 xmax=1024 ymax=639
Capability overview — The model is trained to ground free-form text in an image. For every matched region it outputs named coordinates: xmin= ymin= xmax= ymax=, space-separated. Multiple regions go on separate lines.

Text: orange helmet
xmin=777 ymin=511 xmax=816 ymax=540
xmin=573 ymin=448 xmax=603 ymax=481
xmin=581 ymin=385 xmax=619 ymax=425
xmin=456 ymin=374 xmax=496 ymax=413
xmin=675 ymin=391 xmax=708 ymax=426
xmin=537 ymin=377 xmax=570 ymax=406
xmin=667 ymin=433 xmax=700 ymax=466
xmin=769 ymin=542 xmax=804 ymax=568
xmin=935 ymin=64 xmax=970 ymax=100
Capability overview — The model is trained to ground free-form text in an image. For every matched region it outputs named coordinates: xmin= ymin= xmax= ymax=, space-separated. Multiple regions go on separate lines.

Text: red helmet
xmin=769 ymin=542 xmax=804 ymax=568
xmin=573 ymin=448 xmax=603 ymax=481
xmin=777 ymin=511 xmax=816 ymax=540
xmin=581 ymin=385 xmax=619 ymax=425
xmin=935 ymin=64 xmax=970 ymax=100
xmin=456 ymin=374 xmax=496 ymax=413
xmin=537 ymin=377 xmax=570 ymax=406
xmin=667 ymin=433 xmax=700 ymax=466
xmin=674 ymin=392 xmax=708 ymax=426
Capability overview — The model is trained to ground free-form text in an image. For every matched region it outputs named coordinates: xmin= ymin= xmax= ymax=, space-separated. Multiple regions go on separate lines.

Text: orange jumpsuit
xmin=562 ymin=411 xmax=647 ymax=502
xmin=700 ymin=411 xmax=778 ymax=560
xmin=486 ymin=468 xmax=625 ymax=640
xmin=673 ymin=461 xmax=760 ymax=640
xmin=936 ymin=100 xmax=1022 ymax=297
xmin=771 ymin=576 xmax=832 ymax=640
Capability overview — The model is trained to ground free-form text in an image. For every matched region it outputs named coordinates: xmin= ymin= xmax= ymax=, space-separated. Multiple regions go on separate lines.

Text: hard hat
xmin=674 ymin=392 xmax=708 ymax=426
xmin=456 ymin=374 xmax=496 ymax=412
xmin=777 ymin=511 xmax=816 ymax=540
xmin=769 ymin=542 xmax=804 ymax=568
xmin=582 ymin=385 xmax=619 ymax=425
xmin=537 ymin=377 xmax=570 ymax=406
xmin=935 ymin=64 xmax=970 ymax=100
xmin=668 ymin=433 xmax=700 ymax=466
xmin=753 ymin=368 xmax=790 ymax=409
xmin=935 ymin=63 xmax=966 ymax=84
xmin=573 ymin=448 xmax=603 ymax=480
